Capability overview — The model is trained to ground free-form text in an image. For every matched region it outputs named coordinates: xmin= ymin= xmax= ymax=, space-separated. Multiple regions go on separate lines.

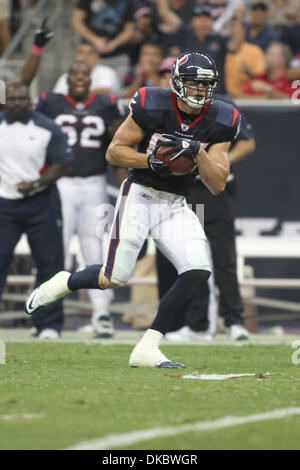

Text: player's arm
xmin=36 ymin=162 xmax=72 ymax=186
xmin=19 ymin=19 xmax=54 ymax=86
xmin=157 ymin=0 xmax=181 ymax=31
xmin=17 ymin=163 xmax=72 ymax=196
xmin=106 ymin=115 xmax=148 ymax=168
xmin=104 ymin=22 xmax=134 ymax=54
xmin=229 ymin=114 xmax=256 ymax=164
xmin=226 ymin=16 xmax=245 ymax=53
xmin=229 ymin=138 xmax=255 ymax=164
xmin=109 ymin=87 xmax=171 ymax=176
xmin=71 ymin=8 xmax=95 ymax=43
xmin=107 ymin=118 xmax=123 ymax=141
xmin=196 ymin=141 xmax=230 ymax=195
xmin=20 ymin=54 xmax=42 ymax=87
xmin=17 ymin=123 xmax=73 ymax=196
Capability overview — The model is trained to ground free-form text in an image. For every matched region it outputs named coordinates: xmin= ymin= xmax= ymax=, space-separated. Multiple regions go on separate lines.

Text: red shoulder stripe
xmin=41 ymin=91 xmax=47 ymax=99
xmin=65 ymin=94 xmax=95 ymax=108
xmin=171 ymin=91 xmax=209 ymax=129
xmin=83 ymin=94 xmax=95 ymax=107
xmin=232 ymin=107 xmax=239 ymax=126
xmin=110 ymin=94 xmax=116 ymax=103
xmin=65 ymin=94 xmax=77 ymax=107
xmin=139 ymin=87 xmax=146 ymax=108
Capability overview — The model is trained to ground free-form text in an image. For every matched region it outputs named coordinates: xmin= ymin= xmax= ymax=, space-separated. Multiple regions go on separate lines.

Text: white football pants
xmin=103 ymin=179 xmax=211 ymax=286
xmin=57 ymin=175 xmax=113 ymax=316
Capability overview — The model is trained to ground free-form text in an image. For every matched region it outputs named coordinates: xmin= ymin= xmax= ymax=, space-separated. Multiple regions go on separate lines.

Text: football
xmin=155 ymin=145 xmax=197 ymax=176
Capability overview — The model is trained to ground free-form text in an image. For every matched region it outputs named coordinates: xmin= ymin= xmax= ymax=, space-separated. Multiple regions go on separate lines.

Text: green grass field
xmin=0 ymin=341 xmax=300 ymax=450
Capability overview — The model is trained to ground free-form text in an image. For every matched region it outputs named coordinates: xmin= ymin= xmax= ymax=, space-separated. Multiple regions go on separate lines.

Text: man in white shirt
xmin=0 ymin=82 xmax=73 ymax=339
xmin=53 ymin=42 xmax=121 ymax=95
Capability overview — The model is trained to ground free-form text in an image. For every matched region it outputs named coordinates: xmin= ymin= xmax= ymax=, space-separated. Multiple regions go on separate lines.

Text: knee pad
xmin=177 ymin=269 xmax=211 ymax=302
xmin=178 ymin=269 xmax=211 ymax=292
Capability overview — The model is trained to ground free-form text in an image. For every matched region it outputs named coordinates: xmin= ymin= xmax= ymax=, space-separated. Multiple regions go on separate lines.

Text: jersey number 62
xmin=55 ymin=114 xmax=105 ymax=148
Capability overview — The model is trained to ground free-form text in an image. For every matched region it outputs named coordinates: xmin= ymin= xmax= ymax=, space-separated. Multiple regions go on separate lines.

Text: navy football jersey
xmin=36 ymin=92 xmax=121 ymax=177
xmin=128 ymin=87 xmax=241 ymax=196
xmin=193 ymin=93 xmax=255 ymax=189
xmin=215 ymin=93 xmax=254 ymax=142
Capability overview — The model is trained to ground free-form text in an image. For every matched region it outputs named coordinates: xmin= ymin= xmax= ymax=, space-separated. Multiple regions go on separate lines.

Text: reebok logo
xmin=139 ymin=192 xmax=152 ymax=200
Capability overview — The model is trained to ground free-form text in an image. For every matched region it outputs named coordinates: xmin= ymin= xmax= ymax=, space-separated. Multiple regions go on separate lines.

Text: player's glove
xmin=147 ymin=153 xmax=172 ymax=177
xmin=33 ymin=18 xmax=54 ymax=48
xmin=160 ymin=134 xmax=201 ymax=162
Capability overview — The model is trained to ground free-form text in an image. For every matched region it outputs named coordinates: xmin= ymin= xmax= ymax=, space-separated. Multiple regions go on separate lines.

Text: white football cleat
xmin=129 ymin=343 xmax=168 ymax=368
xmin=38 ymin=329 xmax=60 ymax=340
xmin=227 ymin=324 xmax=249 ymax=341
xmin=129 ymin=343 xmax=185 ymax=369
xmin=129 ymin=344 xmax=185 ymax=369
xmin=129 ymin=329 xmax=186 ymax=369
xmin=165 ymin=326 xmax=213 ymax=342
xmin=24 ymin=271 xmax=71 ymax=315
xmin=92 ymin=315 xmax=115 ymax=338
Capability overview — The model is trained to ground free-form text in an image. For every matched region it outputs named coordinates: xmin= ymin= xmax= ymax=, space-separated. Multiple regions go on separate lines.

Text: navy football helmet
xmin=171 ymin=52 xmax=219 ymax=108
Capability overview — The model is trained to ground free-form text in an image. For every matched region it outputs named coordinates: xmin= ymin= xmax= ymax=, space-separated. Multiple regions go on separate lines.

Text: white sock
xmin=130 ymin=329 xmax=169 ymax=367
xmin=138 ymin=329 xmax=163 ymax=348
xmin=42 ymin=271 xmax=72 ymax=300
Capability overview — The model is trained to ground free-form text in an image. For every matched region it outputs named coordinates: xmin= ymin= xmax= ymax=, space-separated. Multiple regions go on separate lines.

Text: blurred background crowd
xmin=1 ymin=0 xmax=300 ymax=99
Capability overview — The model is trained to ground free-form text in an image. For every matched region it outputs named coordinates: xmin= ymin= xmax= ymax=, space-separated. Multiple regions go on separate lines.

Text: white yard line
xmin=180 ymin=372 xmax=272 ymax=380
xmin=1 ymin=413 xmax=45 ymax=421
xmin=65 ymin=407 xmax=300 ymax=450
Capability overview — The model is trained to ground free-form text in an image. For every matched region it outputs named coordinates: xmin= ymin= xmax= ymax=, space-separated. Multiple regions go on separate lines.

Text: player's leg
xmin=129 ymin=197 xmax=211 ymax=368
xmin=57 ymin=176 xmax=114 ymax=335
xmin=25 ymin=187 xmax=65 ymax=335
xmin=24 ymin=180 xmax=150 ymax=314
xmin=155 ymin=247 xmax=178 ymax=300
xmin=77 ymin=176 xmax=114 ymax=337
xmin=154 ymin=198 xmax=211 ymax=329
xmin=181 ymin=185 xmax=211 ymax=335
xmin=0 ymin=199 xmax=23 ymax=304
xmin=101 ymin=180 xmax=150 ymax=286
xmin=56 ymin=177 xmax=78 ymax=271
xmin=155 ymin=247 xmax=215 ymax=341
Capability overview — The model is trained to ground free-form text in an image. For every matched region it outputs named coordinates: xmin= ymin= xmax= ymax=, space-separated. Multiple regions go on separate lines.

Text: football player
xmin=155 ymin=57 xmax=254 ymax=341
xmin=35 ymin=61 xmax=122 ymax=338
xmin=25 ymin=52 xmax=240 ymax=368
